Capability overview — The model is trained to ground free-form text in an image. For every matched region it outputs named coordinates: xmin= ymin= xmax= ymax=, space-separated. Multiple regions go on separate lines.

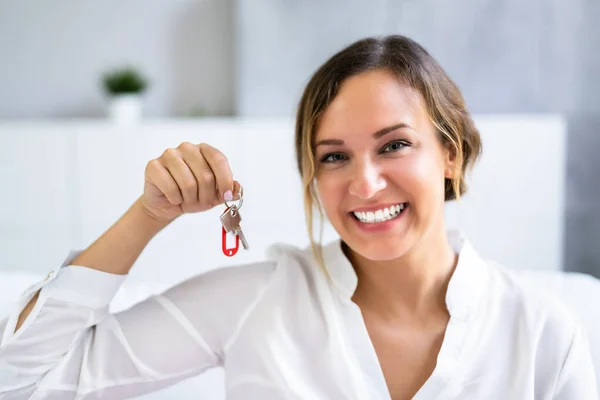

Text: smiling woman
xmin=0 ymin=35 xmax=597 ymax=400
xmin=292 ymin=36 xmax=596 ymax=399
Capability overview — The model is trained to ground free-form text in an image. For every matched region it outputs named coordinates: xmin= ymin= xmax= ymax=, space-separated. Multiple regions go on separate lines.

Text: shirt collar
xmin=321 ymin=230 xmax=489 ymax=319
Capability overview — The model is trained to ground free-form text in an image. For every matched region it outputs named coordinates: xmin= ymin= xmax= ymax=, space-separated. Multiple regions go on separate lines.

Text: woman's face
xmin=314 ymin=69 xmax=454 ymax=261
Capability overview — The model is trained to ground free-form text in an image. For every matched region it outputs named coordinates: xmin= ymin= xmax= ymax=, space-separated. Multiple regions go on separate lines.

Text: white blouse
xmin=0 ymin=231 xmax=597 ymax=399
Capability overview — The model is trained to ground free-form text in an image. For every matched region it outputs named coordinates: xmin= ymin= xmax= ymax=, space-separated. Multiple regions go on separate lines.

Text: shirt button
xmin=45 ymin=271 xmax=55 ymax=280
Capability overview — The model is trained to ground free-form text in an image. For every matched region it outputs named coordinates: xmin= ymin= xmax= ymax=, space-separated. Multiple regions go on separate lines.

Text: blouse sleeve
xmin=0 ymin=250 xmax=275 ymax=399
xmin=553 ymin=324 xmax=599 ymax=399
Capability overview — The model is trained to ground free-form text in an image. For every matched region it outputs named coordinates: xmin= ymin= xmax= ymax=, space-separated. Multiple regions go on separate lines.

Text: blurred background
xmin=1 ymin=0 xmax=599 ymax=276
xmin=1 ymin=0 xmax=600 ymax=398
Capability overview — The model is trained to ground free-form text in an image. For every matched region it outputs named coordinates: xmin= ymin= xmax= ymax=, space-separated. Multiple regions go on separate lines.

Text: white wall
xmin=0 ymin=115 xmax=566 ymax=288
xmin=0 ymin=0 xmax=234 ymax=119
xmin=1 ymin=0 xmax=597 ymax=278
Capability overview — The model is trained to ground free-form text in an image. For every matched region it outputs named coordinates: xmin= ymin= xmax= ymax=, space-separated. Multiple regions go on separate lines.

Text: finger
xmin=198 ymin=143 xmax=234 ymax=202
xmin=146 ymin=159 xmax=182 ymax=205
xmin=179 ymin=142 xmax=215 ymax=206
xmin=162 ymin=148 xmax=199 ymax=204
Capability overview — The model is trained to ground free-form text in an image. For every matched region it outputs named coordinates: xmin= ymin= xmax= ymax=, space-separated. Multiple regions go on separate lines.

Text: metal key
xmin=220 ymin=206 xmax=250 ymax=250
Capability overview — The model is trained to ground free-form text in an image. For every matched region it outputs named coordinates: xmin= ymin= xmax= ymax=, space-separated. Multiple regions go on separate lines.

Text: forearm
xmin=70 ymin=196 xmax=171 ymax=275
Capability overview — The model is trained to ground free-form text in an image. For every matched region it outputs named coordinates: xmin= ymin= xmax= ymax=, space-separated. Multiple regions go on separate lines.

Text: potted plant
xmin=102 ymin=66 xmax=149 ymax=124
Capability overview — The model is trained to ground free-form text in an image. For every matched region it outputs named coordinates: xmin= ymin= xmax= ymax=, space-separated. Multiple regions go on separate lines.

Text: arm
xmin=0 ymin=141 xmax=244 ymax=398
xmin=0 ymin=238 xmax=274 ymax=399
xmin=553 ymin=324 xmax=599 ymax=399
xmin=13 ymin=196 xmax=169 ymax=334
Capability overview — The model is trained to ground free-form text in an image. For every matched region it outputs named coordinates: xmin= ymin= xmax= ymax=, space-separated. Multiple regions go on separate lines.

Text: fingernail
xmin=224 ymin=190 xmax=233 ymax=201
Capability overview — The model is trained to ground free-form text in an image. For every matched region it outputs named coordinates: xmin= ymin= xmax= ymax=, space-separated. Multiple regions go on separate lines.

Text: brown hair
xmin=295 ymin=35 xmax=482 ymax=269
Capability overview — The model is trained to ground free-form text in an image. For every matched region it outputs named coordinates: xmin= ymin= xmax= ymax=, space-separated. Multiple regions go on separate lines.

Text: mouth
xmin=350 ymin=203 xmax=408 ymax=224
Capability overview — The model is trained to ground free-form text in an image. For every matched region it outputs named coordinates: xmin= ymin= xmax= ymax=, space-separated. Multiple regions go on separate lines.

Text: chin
xmin=348 ymin=237 xmax=413 ymax=262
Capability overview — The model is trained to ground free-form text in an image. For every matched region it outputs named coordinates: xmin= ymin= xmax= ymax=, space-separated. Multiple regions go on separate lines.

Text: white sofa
xmin=1 ymin=267 xmax=599 ymax=398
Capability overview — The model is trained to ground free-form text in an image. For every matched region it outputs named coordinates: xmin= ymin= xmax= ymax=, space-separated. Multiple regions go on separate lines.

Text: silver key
xmin=220 ymin=206 xmax=250 ymax=250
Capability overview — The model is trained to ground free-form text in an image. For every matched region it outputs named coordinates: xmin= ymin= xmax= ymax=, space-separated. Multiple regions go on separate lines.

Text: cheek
xmin=315 ymin=175 xmax=345 ymax=217
xmin=390 ymin=154 xmax=446 ymax=199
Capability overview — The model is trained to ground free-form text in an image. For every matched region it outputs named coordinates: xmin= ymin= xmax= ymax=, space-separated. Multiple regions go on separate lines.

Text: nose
xmin=348 ymin=157 xmax=387 ymax=199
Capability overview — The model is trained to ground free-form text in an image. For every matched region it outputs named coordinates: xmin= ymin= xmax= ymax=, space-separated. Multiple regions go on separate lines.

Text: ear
xmin=443 ymin=144 xmax=457 ymax=179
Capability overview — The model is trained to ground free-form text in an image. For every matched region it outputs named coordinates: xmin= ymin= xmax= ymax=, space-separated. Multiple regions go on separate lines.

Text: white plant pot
xmin=107 ymin=94 xmax=143 ymax=124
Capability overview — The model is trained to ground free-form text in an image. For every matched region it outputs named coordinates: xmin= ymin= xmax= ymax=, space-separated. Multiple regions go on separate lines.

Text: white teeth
xmin=353 ymin=203 xmax=406 ymax=223
xmin=366 ymin=211 xmax=375 ymax=222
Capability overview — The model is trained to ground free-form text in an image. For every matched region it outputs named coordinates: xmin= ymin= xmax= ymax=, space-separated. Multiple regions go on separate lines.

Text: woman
xmin=0 ymin=36 xmax=596 ymax=399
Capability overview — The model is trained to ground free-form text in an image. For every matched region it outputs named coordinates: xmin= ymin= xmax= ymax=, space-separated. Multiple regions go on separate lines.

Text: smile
xmin=352 ymin=203 xmax=407 ymax=223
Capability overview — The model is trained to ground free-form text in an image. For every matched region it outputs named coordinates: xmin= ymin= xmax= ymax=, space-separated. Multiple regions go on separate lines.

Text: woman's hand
xmin=140 ymin=142 xmax=239 ymax=223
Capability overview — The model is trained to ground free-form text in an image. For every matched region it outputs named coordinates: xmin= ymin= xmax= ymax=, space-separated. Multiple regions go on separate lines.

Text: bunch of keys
xmin=220 ymin=184 xmax=249 ymax=257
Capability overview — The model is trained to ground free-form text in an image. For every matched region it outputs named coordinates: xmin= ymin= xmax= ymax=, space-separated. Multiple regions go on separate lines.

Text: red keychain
xmin=221 ymin=208 xmax=240 ymax=257
xmin=219 ymin=185 xmax=249 ymax=257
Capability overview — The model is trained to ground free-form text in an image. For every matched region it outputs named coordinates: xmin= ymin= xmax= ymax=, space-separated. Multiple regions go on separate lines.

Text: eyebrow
xmin=314 ymin=123 xmax=413 ymax=148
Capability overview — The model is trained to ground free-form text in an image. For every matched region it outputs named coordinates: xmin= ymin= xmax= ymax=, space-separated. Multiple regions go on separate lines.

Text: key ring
xmin=224 ymin=183 xmax=243 ymax=212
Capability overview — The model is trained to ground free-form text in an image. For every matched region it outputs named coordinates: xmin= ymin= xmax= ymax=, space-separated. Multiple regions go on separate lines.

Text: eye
xmin=381 ymin=140 xmax=408 ymax=153
xmin=320 ymin=153 xmax=348 ymax=163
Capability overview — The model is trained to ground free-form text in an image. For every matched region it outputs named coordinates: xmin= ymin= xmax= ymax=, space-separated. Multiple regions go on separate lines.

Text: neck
xmin=348 ymin=225 xmax=458 ymax=319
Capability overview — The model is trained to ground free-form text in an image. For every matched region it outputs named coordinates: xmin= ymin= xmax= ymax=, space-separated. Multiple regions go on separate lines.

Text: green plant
xmin=102 ymin=66 xmax=149 ymax=95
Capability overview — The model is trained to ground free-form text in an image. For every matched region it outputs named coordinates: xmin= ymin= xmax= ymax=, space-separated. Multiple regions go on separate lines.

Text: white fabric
xmin=0 ymin=231 xmax=597 ymax=399
xmin=514 ymin=268 xmax=600 ymax=388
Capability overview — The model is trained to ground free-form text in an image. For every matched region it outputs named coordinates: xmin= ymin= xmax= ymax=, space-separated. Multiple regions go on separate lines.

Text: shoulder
xmin=164 ymin=259 xmax=277 ymax=303
xmin=486 ymin=261 xmax=578 ymax=325
xmin=484 ymin=260 xmax=583 ymax=350
xmin=154 ymin=258 xmax=279 ymax=360
xmin=483 ymin=262 xmax=600 ymax=393
xmin=160 ymin=240 xmax=319 ymax=314
xmin=165 ymin=241 xmax=319 ymax=303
